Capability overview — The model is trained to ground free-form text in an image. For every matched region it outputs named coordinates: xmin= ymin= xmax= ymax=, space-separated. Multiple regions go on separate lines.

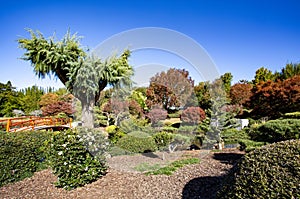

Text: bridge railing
xmin=0 ymin=116 xmax=72 ymax=132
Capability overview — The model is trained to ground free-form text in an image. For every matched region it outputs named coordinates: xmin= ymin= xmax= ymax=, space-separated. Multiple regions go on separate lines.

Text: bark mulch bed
xmin=0 ymin=149 xmax=244 ymax=199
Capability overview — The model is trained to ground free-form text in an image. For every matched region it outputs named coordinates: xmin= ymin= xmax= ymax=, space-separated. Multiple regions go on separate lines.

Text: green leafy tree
xmin=18 ymin=29 xmax=133 ymax=127
xmin=277 ymin=63 xmax=300 ymax=80
xmin=253 ymin=67 xmax=275 ymax=84
xmin=194 ymin=81 xmax=211 ymax=111
xmin=0 ymin=81 xmax=23 ymax=117
xmin=220 ymin=72 xmax=233 ymax=95
xmin=19 ymin=85 xmax=44 ymax=114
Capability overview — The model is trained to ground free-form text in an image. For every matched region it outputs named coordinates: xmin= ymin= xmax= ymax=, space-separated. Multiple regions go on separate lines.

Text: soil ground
xmin=0 ymin=149 xmax=244 ymax=199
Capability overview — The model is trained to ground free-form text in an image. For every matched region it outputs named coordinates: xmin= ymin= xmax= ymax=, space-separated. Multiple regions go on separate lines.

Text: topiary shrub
xmin=116 ymin=131 xmax=157 ymax=153
xmin=248 ymin=119 xmax=300 ymax=143
xmin=152 ymin=131 xmax=174 ymax=150
xmin=0 ymin=130 xmax=51 ymax=187
xmin=218 ymin=139 xmax=300 ymax=199
xmin=46 ymin=128 xmax=108 ymax=190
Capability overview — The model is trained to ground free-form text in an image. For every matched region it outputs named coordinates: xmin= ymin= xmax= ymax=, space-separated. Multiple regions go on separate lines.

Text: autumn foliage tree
xmin=180 ymin=107 xmax=206 ymax=125
xmin=39 ymin=92 xmax=74 ymax=117
xmin=249 ymin=75 xmax=300 ymax=118
xmin=146 ymin=68 xmax=194 ymax=111
xmin=146 ymin=107 xmax=168 ymax=126
xmin=230 ymin=82 xmax=253 ymax=105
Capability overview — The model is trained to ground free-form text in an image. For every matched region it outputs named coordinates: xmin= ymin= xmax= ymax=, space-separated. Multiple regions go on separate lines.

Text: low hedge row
xmin=218 ymin=139 xmax=300 ymax=198
xmin=116 ymin=131 xmax=157 ymax=153
xmin=0 ymin=130 xmax=51 ymax=187
xmin=248 ymin=119 xmax=300 ymax=143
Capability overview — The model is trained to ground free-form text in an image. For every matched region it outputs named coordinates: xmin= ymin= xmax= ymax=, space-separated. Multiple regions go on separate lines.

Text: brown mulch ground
xmin=0 ymin=149 xmax=244 ymax=199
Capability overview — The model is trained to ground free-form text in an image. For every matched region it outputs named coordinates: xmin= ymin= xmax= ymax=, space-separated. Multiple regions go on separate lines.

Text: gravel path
xmin=0 ymin=149 xmax=244 ymax=199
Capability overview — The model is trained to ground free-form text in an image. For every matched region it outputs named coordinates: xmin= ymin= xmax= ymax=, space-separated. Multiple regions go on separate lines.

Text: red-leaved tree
xmin=230 ymin=82 xmax=253 ymax=105
xmin=180 ymin=106 xmax=206 ymax=125
xmin=146 ymin=68 xmax=194 ymax=111
xmin=146 ymin=107 xmax=168 ymax=126
xmin=248 ymin=75 xmax=300 ymax=118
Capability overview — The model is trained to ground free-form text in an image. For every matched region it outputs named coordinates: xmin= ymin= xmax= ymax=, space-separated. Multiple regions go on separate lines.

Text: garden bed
xmin=0 ymin=149 xmax=244 ymax=199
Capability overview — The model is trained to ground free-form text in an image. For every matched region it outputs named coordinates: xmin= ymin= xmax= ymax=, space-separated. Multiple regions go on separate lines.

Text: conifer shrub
xmin=152 ymin=131 xmax=174 ymax=150
xmin=248 ymin=119 xmax=300 ymax=143
xmin=218 ymin=139 xmax=300 ymax=198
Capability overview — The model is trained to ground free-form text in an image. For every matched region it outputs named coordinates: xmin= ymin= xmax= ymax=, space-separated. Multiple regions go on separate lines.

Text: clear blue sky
xmin=1 ymin=0 xmax=300 ymax=89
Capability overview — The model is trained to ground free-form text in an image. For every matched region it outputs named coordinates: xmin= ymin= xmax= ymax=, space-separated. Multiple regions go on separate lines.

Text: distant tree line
xmin=0 ymin=82 xmax=72 ymax=117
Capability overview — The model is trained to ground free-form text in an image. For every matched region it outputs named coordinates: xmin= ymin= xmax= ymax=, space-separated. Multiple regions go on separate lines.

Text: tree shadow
xmin=213 ymin=152 xmax=244 ymax=165
xmin=182 ymin=151 xmax=244 ymax=199
xmin=182 ymin=175 xmax=225 ymax=199
xmin=141 ymin=151 xmax=161 ymax=159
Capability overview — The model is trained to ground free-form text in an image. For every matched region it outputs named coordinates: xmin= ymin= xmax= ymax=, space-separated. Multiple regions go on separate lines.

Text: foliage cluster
xmin=46 ymin=129 xmax=108 ymax=190
xmin=152 ymin=131 xmax=174 ymax=150
xmin=115 ymin=131 xmax=157 ymax=154
xmin=180 ymin=106 xmax=206 ymax=125
xmin=218 ymin=139 xmax=300 ymax=198
xmin=247 ymin=119 xmax=300 ymax=143
xmin=0 ymin=131 xmax=51 ymax=187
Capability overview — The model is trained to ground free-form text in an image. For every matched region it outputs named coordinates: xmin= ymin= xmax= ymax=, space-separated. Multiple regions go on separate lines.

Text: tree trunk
xmin=81 ymin=100 xmax=95 ymax=128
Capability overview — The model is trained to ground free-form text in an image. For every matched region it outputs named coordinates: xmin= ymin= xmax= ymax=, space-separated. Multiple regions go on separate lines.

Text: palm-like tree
xmin=18 ymin=29 xmax=133 ymax=127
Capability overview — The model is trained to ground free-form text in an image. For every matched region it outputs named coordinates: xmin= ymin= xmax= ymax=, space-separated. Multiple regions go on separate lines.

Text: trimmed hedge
xmin=152 ymin=131 xmax=174 ymax=150
xmin=46 ymin=128 xmax=108 ymax=190
xmin=116 ymin=131 xmax=157 ymax=153
xmin=218 ymin=139 xmax=300 ymax=198
xmin=248 ymin=119 xmax=300 ymax=143
xmin=0 ymin=130 xmax=51 ymax=187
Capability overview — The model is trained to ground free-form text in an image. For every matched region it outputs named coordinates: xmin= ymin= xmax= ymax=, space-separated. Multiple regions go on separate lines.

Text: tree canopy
xmin=146 ymin=68 xmax=194 ymax=111
xmin=18 ymin=29 xmax=133 ymax=127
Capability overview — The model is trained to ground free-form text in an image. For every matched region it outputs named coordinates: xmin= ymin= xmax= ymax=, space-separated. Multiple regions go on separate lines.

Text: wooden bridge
xmin=0 ymin=116 xmax=73 ymax=132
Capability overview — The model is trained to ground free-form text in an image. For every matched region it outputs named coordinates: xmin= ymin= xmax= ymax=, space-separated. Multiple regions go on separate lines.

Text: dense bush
xmin=180 ymin=106 xmax=206 ymax=125
xmin=152 ymin=131 xmax=174 ymax=150
xmin=0 ymin=130 xmax=51 ymax=187
xmin=248 ymin=119 xmax=300 ymax=143
xmin=106 ymin=125 xmax=125 ymax=144
xmin=218 ymin=139 xmax=300 ymax=198
xmin=46 ymin=128 xmax=108 ymax=190
xmin=116 ymin=131 xmax=157 ymax=153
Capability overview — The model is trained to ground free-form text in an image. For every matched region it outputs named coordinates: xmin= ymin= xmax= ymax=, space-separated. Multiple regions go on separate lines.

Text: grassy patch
xmin=134 ymin=162 xmax=162 ymax=172
xmin=146 ymin=158 xmax=200 ymax=176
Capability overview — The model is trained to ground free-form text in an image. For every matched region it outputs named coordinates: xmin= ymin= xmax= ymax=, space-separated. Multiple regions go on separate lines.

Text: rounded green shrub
xmin=106 ymin=125 xmax=125 ymax=144
xmin=152 ymin=131 xmax=174 ymax=150
xmin=46 ymin=128 xmax=108 ymax=190
xmin=0 ymin=131 xmax=51 ymax=187
xmin=218 ymin=139 xmax=300 ymax=199
xmin=116 ymin=131 xmax=157 ymax=153
xmin=248 ymin=119 xmax=300 ymax=143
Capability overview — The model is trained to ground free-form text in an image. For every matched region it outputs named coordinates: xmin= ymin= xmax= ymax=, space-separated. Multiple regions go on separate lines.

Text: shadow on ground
xmin=182 ymin=151 xmax=244 ymax=199
xmin=213 ymin=152 xmax=244 ymax=165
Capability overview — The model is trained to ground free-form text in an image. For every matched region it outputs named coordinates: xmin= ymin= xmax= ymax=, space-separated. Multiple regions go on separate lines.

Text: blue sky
xmin=1 ymin=0 xmax=300 ymax=89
